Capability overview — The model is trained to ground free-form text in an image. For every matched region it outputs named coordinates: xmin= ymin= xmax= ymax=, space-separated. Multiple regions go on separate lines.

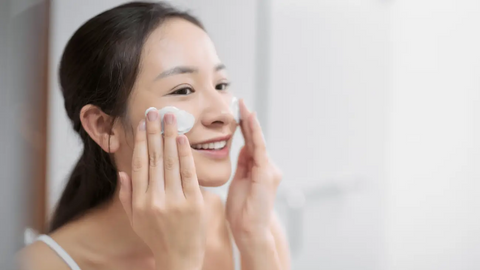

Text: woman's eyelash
xmin=169 ymin=83 xmax=230 ymax=95
xmin=170 ymin=87 xmax=194 ymax=95
xmin=216 ymin=82 xmax=230 ymax=91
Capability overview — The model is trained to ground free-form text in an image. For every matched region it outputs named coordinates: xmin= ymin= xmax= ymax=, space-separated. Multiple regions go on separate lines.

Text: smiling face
xmin=113 ymin=18 xmax=237 ymax=187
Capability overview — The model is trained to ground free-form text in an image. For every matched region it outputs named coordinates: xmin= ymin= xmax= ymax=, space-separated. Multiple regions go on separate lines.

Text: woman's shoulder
xmin=16 ymin=192 xmax=230 ymax=270
xmin=17 ymin=240 xmax=71 ymax=270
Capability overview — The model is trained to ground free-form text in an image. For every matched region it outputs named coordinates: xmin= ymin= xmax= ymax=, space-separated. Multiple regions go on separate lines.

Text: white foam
xmin=231 ymin=96 xmax=240 ymax=123
xmin=144 ymin=106 xmax=195 ymax=134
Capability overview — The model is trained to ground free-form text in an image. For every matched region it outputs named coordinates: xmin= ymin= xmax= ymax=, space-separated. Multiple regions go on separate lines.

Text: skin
xmin=18 ymin=18 xmax=290 ymax=270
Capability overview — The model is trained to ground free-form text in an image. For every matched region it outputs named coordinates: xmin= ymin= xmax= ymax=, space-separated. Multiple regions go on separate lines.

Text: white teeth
xmin=192 ymin=140 xmax=227 ymax=150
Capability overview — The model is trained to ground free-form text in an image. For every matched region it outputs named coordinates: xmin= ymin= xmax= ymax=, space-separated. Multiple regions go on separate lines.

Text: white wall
xmin=268 ymin=1 xmax=480 ymax=268
xmin=268 ymin=0 xmax=390 ymax=269
xmin=386 ymin=1 xmax=480 ymax=269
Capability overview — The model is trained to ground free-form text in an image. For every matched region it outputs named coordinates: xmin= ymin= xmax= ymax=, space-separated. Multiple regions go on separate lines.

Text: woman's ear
xmin=80 ymin=104 xmax=120 ymax=153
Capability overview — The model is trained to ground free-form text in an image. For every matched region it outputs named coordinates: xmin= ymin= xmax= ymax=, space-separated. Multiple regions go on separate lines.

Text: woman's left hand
xmin=226 ymin=99 xmax=282 ymax=244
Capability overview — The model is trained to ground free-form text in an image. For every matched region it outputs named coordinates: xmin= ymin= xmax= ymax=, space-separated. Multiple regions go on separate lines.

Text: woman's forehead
xmin=140 ymin=18 xmax=220 ymax=76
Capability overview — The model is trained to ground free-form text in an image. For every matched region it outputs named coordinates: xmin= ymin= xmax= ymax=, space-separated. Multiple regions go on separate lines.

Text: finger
xmin=163 ymin=113 xmax=183 ymax=197
xmin=233 ymin=146 xmax=249 ymax=179
xmin=177 ymin=135 xmax=201 ymax=200
xmin=131 ymin=120 xmax=148 ymax=202
xmin=239 ymin=99 xmax=254 ymax=155
xmin=118 ymin=172 xmax=132 ymax=222
xmin=145 ymin=108 xmax=165 ymax=196
xmin=247 ymin=159 xmax=252 ymax=179
xmin=250 ymin=113 xmax=268 ymax=167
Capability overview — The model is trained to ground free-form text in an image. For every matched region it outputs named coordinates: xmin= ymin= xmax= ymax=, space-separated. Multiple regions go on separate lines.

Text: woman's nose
xmin=200 ymin=96 xmax=235 ymax=128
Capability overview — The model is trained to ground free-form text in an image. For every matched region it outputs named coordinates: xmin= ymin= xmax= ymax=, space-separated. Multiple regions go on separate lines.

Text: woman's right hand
xmin=117 ymin=109 xmax=206 ymax=270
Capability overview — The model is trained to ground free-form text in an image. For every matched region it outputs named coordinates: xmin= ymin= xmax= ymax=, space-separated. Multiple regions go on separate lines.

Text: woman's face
xmin=116 ymin=18 xmax=236 ymax=187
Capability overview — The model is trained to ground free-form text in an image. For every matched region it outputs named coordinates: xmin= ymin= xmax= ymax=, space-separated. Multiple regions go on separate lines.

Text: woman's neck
xmin=55 ymin=196 xmax=154 ymax=262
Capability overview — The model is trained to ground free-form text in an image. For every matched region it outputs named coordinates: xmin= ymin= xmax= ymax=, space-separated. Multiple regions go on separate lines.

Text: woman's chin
xmin=198 ymin=177 xmax=230 ymax=187
xmin=196 ymin=167 xmax=231 ymax=187
xmin=194 ymin=156 xmax=232 ymax=187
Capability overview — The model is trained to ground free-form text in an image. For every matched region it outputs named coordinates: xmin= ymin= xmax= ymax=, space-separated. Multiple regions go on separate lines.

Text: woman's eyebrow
xmin=155 ymin=66 xmax=198 ymax=80
xmin=155 ymin=63 xmax=226 ymax=81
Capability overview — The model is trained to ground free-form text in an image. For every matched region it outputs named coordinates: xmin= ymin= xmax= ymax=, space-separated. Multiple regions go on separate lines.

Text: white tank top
xmin=36 ymin=235 xmax=81 ymax=270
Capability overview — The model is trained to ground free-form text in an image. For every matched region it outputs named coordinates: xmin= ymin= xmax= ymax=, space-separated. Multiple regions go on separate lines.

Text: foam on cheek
xmin=145 ymin=97 xmax=239 ymax=135
xmin=145 ymin=106 xmax=195 ymax=134
xmin=231 ymin=97 xmax=240 ymax=123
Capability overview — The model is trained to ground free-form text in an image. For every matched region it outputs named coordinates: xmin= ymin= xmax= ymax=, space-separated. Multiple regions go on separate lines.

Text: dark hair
xmin=49 ymin=1 xmax=204 ymax=232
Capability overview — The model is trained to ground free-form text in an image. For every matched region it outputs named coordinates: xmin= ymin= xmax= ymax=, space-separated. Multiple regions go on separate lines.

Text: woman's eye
xmin=170 ymin=87 xmax=194 ymax=95
xmin=215 ymin=83 xmax=230 ymax=91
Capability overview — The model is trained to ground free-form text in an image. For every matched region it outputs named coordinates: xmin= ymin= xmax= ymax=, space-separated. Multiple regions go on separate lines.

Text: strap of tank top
xmin=36 ymin=234 xmax=81 ymax=270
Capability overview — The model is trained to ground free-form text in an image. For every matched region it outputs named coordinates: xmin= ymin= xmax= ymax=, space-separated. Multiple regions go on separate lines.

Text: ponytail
xmin=49 ymin=134 xmax=117 ymax=232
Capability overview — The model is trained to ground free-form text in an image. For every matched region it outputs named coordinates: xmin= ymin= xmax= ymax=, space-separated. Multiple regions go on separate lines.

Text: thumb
xmin=118 ymin=172 xmax=133 ymax=223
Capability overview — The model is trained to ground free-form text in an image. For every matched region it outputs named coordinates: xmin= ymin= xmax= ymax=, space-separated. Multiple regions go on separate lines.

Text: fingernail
xmin=164 ymin=113 xmax=174 ymax=124
xmin=177 ymin=136 xmax=186 ymax=145
xmin=146 ymin=108 xmax=158 ymax=122
xmin=139 ymin=120 xmax=146 ymax=131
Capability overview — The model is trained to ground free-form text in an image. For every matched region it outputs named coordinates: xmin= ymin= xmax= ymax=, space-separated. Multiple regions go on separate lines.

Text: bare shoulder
xmin=201 ymin=189 xmax=234 ymax=270
xmin=16 ymin=241 xmax=71 ymax=270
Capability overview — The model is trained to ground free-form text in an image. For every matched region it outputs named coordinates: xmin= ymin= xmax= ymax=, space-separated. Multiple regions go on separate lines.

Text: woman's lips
xmin=191 ymin=143 xmax=230 ymax=159
xmin=190 ymin=134 xmax=232 ymax=159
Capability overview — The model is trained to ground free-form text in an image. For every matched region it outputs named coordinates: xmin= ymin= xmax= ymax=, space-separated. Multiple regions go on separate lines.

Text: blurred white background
xmin=2 ymin=0 xmax=480 ymax=269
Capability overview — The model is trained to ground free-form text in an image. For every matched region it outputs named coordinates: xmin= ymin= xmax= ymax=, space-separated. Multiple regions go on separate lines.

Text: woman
xmin=19 ymin=2 xmax=290 ymax=269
